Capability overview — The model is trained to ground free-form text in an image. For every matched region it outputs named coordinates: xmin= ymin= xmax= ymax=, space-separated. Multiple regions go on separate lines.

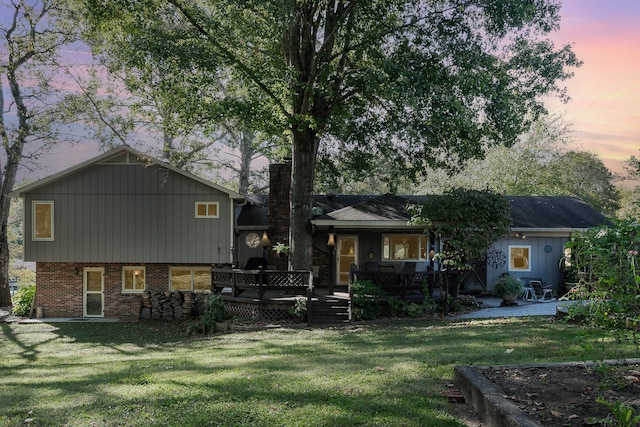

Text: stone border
xmin=453 ymin=358 xmax=640 ymax=427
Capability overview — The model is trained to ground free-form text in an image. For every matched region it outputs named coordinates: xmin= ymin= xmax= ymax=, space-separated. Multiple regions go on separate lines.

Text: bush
xmin=189 ymin=294 xmax=231 ymax=334
xmin=11 ymin=284 xmax=35 ymax=316
xmin=351 ymin=280 xmax=386 ymax=320
xmin=492 ymin=274 xmax=524 ymax=299
xmin=289 ymin=297 xmax=307 ymax=321
xmin=564 ymin=219 xmax=640 ymax=328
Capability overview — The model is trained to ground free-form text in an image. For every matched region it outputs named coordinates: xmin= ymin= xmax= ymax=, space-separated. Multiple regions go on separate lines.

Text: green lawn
xmin=1 ymin=317 xmax=637 ymax=426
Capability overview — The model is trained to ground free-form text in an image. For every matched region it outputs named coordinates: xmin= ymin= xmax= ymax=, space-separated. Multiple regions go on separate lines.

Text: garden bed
xmin=455 ymin=360 xmax=640 ymax=426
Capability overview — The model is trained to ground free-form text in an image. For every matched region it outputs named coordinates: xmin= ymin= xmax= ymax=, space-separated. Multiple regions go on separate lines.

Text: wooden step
xmin=308 ymin=296 xmax=351 ymax=325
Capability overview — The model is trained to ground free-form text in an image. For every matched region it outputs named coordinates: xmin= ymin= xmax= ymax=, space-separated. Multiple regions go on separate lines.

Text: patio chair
xmin=529 ymin=280 xmax=555 ymax=302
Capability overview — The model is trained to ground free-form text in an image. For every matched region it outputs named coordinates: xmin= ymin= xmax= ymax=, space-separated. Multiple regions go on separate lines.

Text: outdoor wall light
xmin=327 ymin=232 xmax=335 ymax=247
xmin=260 ymin=231 xmax=271 ymax=247
xmin=368 ymin=248 xmax=374 ymax=259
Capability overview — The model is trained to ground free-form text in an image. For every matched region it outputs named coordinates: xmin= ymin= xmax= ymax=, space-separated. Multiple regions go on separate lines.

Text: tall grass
xmin=1 ymin=318 xmax=637 ymax=426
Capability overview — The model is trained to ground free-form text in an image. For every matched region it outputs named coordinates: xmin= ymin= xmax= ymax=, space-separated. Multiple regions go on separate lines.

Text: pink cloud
xmin=547 ymin=0 xmax=640 ymax=179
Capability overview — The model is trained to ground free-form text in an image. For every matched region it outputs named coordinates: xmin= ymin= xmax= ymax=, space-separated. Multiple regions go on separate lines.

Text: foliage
xmin=11 ymin=285 xmax=36 ymax=316
xmin=416 ymin=113 xmax=572 ymax=195
xmin=492 ymin=275 xmax=524 ymax=299
xmin=595 ymin=398 xmax=640 ymax=427
xmin=0 ymin=0 xmax=81 ymax=306
xmin=81 ymin=0 xmax=581 ymax=271
xmin=352 ymin=280 xmax=437 ymax=320
xmin=552 ymin=151 xmax=620 ymax=216
xmin=351 ymin=280 xmax=387 ymax=320
xmin=563 ymin=219 xmax=640 ymax=328
xmin=408 ymin=188 xmax=512 ymax=271
xmin=195 ymin=294 xmax=230 ymax=333
xmin=288 ymin=296 xmax=307 ymax=322
xmin=415 ymin=115 xmax=620 ymax=217
xmin=272 ymin=242 xmax=290 ymax=256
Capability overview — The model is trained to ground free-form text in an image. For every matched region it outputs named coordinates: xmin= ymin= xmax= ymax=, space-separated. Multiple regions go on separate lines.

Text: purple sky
xmin=547 ymin=0 xmax=640 ymax=179
xmin=5 ymin=0 xmax=640 ymax=186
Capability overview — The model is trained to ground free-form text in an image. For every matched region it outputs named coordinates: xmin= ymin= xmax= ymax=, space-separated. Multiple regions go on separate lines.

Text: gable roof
xmin=10 ymin=145 xmax=244 ymax=200
xmin=238 ymin=193 xmax=607 ymax=231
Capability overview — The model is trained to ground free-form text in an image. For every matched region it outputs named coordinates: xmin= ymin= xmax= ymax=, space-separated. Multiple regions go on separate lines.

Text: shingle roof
xmin=237 ymin=193 xmax=608 ymax=230
xmin=506 ymin=196 xmax=607 ymax=229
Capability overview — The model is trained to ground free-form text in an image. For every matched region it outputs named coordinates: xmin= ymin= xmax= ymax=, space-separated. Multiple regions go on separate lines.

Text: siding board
xmin=23 ymin=162 xmax=236 ymax=264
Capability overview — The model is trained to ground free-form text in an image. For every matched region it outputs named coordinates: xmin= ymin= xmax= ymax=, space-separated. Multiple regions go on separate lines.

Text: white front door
xmin=336 ymin=236 xmax=358 ymax=285
xmin=84 ymin=268 xmax=104 ymax=317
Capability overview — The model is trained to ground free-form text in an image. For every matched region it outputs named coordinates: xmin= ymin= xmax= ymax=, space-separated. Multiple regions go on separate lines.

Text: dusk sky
xmin=547 ymin=0 xmax=640 ymax=180
xmin=5 ymin=0 xmax=640 ymax=185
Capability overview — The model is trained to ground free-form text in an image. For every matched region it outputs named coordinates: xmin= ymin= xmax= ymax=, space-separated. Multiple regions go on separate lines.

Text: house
xmin=237 ymin=162 xmax=608 ymax=296
xmin=10 ymin=146 xmax=244 ymax=320
xmin=13 ymin=149 xmax=607 ymax=320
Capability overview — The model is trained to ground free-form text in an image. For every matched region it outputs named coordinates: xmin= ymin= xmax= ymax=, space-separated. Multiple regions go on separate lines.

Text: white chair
xmin=529 ymin=280 xmax=555 ymax=302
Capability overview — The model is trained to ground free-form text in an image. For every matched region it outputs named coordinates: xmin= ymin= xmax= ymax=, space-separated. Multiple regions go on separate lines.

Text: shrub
xmin=564 ymin=219 xmax=640 ymax=328
xmin=351 ymin=280 xmax=386 ymax=320
xmin=492 ymin=274 xmax=524 ymax=299
xmin=189 ymin=294 xmax=230 ymax=334
xmin=289 ymin=297 xmax=307 ymax=321
xmin=11 ymin=285 xmax=35 ymax=316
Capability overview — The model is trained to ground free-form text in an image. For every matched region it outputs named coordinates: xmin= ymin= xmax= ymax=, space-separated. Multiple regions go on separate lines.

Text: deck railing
xmin=212 ymin=267 xmax=313 ymax=299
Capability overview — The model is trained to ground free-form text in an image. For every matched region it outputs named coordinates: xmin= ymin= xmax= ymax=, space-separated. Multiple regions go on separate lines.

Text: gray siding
xmin=23 ymin=164 xmax=234 ymax=264
xmin=487 ymin=236 xmax=567 ymax=292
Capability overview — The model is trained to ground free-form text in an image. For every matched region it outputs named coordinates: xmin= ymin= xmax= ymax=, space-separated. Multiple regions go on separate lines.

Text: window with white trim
xmin=170 ymin=267 xmax=211 ymax=292
xmin=195 ymin=202 xmax=219 ymax=218
xmin=382 ymin=234 xmax=428 ymax=261
xmin=33 ymin=201 xmax=54 ymax=241
xmin=122 ymin=267 xmax=145 ymax=293
xmin=509 ymin=245 xmax=531 ymax=271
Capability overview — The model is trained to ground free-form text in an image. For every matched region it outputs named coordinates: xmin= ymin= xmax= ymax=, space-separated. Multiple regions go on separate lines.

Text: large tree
xmin=415 ymin=115 xmax=621 ymax=216
xmin=0 ymin=0 xmax=80 ymax=306
xmin=82 ymin=0 xmax=580 ymax=270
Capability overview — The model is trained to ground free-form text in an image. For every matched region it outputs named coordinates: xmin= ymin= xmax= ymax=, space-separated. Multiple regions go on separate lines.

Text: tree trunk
xmin=0 ymin=156 xmax=20 ymax=307
xmin=289 ymin=126 xmax=319 ymax=271
xmin=238 ymin=129 xmax=253 ymax=195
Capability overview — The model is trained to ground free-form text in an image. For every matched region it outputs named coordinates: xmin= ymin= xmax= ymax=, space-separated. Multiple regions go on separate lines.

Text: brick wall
xmin=268 ymin=161 xmax=292 ymax=270
xmin=35 ymin=263 xmax=204 ymax=320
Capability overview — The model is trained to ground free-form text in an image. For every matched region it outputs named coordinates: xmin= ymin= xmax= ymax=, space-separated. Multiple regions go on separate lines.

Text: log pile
xmin=140 ymin=290 xmax=198 ymax=321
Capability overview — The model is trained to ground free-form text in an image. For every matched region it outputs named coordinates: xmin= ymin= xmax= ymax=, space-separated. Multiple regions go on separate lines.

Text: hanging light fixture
xmin=260 ymin=231 xmax=271 ymax=247
xmin=327 ymin=232 xmax=335 ymax=247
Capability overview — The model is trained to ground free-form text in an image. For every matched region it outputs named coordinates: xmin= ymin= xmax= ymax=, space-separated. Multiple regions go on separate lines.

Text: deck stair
xmin=307 ymin=291 xmax=351 ymax=325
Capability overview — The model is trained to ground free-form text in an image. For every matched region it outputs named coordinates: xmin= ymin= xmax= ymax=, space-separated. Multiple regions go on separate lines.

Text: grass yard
xmin=1 ymin=317 xmax=638 ymax=426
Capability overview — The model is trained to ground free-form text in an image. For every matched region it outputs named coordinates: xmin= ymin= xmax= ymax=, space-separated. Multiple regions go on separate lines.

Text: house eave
xmin=509 ymin=227 xmax=586 ymax=238
xmin=310 ymin=219 xmax=423 ymax=229
xmin=9 ymin=145 xmax=245 ymax=202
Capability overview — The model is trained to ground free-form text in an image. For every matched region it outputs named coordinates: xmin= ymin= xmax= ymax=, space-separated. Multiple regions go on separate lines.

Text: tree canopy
xmin=0 ymin=0 xmax=81 ymax=305
xmin=80 ymin=0 xmax=581 ymax=269
xmin=414 ymin=114 xmax=620 ymax=216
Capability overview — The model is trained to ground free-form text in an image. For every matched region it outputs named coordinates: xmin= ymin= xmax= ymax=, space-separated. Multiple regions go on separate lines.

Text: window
xmin=509 ymin=245 xmax=531 ymax=271
xmin=195 ymin=202 xmax=219 ymax=218
xmin=382 ymin=234 xmax=428 ymax=261
xmin=33 ymin=201 xmax=54 ymax=241
xmin=170 ymin=267 xmax=211 ymax=292
xmin=122 ymin=267 xmax=145 ymax=293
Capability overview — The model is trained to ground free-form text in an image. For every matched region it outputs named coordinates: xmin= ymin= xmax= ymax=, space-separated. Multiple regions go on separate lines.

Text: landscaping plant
xmin=11 ymin=284 xmax=35 ymax=316
xmin=564 ymin=219 xmax=640 ymax=328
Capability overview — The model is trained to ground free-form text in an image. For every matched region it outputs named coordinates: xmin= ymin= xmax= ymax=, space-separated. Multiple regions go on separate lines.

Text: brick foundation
xmin=34 ymin=262 xmax=207 ymax=320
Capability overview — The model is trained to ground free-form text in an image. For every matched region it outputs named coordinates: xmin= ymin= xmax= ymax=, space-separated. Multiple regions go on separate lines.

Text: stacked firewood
xmin=140 ymin=290 xmax=198 ymax=321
